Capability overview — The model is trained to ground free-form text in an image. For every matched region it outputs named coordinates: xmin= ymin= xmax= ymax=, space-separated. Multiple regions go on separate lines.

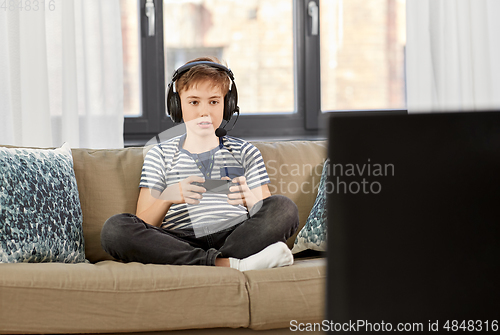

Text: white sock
xmin=229 ymin=242 xmax=294 ymax=271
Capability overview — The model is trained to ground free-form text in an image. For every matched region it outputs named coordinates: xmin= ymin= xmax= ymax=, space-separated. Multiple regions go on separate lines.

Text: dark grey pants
xmin=100 ymin=195 xmax=299 ymax=266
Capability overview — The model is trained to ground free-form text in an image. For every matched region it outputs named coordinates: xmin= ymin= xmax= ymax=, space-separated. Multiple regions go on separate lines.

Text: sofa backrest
xmin=62 ymin=140 xmax=326 ymax=263
xmin=252 ymin=141 xmax=327 ymax=247
xmin=71 ymin=147 xmax=145 ymax=262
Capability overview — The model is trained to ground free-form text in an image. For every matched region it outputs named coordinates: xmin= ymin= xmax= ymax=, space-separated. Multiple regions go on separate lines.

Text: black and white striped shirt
xmin=140 ymin=135 xmax=270 ymax=230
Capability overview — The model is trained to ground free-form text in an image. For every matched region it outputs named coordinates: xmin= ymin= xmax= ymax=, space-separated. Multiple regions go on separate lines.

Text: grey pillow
xmin=0 ymin=143 xmax=86 ymax=263
xmin=292 ymin=159 xmax=328 ymax=254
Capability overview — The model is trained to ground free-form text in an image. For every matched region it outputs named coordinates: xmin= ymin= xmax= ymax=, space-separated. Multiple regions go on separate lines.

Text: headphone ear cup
xmin=167 ymin=83 xmax=182 ymax=123
xmin=224 ymin=86 xmax=238 ymax=121
xmin=171 ymin=93 xmax=182 ymax=123
xmin=223 ymin=93 xmax=232 ymax=121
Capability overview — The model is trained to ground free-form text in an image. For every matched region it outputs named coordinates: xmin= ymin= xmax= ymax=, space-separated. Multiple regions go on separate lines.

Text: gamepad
xmin=192 ymin=179 xmax=237 ymax=194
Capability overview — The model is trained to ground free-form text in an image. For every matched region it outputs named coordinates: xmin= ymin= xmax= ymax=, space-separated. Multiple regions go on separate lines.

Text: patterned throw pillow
xmin=292 ymin=159 xmax=328 ymax=254
xmin=0 ymin=143 xmax=86 ymax=263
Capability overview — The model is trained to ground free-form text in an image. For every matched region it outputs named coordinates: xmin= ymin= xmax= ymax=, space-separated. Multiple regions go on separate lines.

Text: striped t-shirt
xmin=140 ymin=135 xmax=270 ymax=231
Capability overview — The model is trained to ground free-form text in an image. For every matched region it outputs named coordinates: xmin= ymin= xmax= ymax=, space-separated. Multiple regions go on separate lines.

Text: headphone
xmin=166 ymin=61 xmax=239 ymax=124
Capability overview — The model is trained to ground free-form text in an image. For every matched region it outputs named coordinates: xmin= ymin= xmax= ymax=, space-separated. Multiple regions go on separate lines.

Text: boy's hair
xmin=175 ymin=56 xmax=231 ymax=95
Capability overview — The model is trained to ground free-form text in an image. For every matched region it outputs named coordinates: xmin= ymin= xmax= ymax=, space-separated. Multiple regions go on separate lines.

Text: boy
xmin=101 ymin=57 xmax=299 ymax=271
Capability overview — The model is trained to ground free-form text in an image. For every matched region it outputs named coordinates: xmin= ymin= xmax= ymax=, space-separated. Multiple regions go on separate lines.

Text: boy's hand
xmin=160 ymin=176 xmax=206 ymax=205
xmin=225 ymin=176 xmax=259 ymax=210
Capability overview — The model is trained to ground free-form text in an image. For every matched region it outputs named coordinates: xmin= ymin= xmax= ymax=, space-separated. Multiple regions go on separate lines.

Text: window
xmin=163 ymin=0 xmax=295 ymax=115
xmin=121 ymin=1 xmax=143 ymax=118
xmin=122 ymin=0 xmax=406 ymax=146
xmin=320 ymin=0 xmax=406 ymax=111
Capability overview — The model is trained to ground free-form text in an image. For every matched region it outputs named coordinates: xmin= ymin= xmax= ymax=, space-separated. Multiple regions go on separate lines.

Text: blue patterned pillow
xmin=292 ymin=159 xmax=328 ymax=254
xmin=0 ymin=143 xmax=86 ymax=263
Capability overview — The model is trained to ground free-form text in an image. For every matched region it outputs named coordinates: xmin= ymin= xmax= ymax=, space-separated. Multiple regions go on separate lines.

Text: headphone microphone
xmin=215 ymin=107 xmax=239 ymax=137
xmin=215 ymin=127 xmax=227 ymax=138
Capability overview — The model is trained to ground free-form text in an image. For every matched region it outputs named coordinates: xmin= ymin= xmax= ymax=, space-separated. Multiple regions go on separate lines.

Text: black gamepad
xmin=192 ymin=179 xmax=237 ymax=194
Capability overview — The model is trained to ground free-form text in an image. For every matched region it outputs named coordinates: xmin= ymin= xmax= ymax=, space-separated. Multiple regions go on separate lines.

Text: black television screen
xmin=326 ymin=111 xmax=500 ymax=333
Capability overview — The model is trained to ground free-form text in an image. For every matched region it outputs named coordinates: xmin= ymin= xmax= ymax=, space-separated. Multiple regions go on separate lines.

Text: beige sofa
xmin=0 ymin=140 xmax=327 ymax=334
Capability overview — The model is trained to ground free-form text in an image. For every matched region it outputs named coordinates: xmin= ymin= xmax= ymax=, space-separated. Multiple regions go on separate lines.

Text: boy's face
xmin=179 ymin=79 xmax=224 ymax=138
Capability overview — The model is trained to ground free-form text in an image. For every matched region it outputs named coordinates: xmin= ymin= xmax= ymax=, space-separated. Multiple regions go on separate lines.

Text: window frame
xmin=124 ymin=0 xmax=170 ymax=146
xmin=124 ymin=0 xmax=406 ymax=147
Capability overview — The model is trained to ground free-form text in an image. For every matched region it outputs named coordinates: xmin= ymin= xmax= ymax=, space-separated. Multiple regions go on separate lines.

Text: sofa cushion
xmin=0 ymin=144 xmax=85 ymax=263
xmin=244 ymin=258 xmax=326 ymax=330
xmin=292 ymin=158 xmax=328 ymax=254
xmin=0 ymin=261 xmax=250 ymax=333
xmin=253 ymin=141 xmax=327 ymax=248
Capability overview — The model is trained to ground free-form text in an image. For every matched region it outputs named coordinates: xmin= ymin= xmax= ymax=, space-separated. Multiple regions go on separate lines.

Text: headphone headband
xmin=171 ymin=61 xmax=235 ymax=82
